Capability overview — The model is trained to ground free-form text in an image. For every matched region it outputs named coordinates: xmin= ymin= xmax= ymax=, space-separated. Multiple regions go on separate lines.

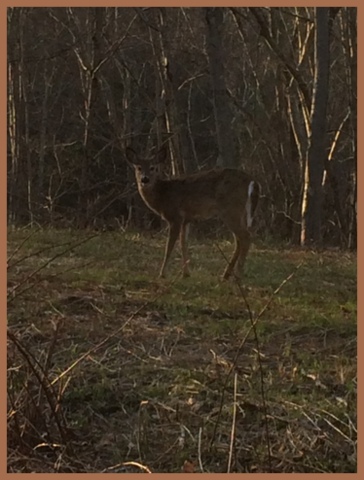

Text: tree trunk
xmin=300 ymin=8 xmax=330 ymax=246
xmin=7 ymin=8 xmax=31 ymax=224
xmin=205 ymin=7 xmax=237 ymax=168
xmin=346 ymin=7 xmax=357 ymax=250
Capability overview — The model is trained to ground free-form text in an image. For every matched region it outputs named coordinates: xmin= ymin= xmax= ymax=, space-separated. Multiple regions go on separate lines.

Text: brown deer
xmin=126 ymin=147 xmax=260 ymax=280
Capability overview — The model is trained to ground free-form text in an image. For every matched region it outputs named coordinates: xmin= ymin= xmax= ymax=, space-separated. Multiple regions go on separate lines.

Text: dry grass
xmin=7 ymin=227 xmax=357 ymax=473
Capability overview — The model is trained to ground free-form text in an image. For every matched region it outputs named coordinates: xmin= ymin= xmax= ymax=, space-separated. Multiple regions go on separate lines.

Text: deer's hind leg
xmin=234 ymin=228 xmax=251 ymax=276
xmin=221 ymin=214 xmax=251 ymax=280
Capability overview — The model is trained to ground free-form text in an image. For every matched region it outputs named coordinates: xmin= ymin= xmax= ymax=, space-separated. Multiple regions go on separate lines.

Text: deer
xmin=126 ymin=147 xmax=260 ymax=280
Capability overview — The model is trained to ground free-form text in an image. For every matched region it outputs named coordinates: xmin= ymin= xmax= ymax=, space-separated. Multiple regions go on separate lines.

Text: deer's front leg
xmin=159 ymin=222 xmax=180 ymax=278
xmin=180 ymin=222 xmax=190 ymax=277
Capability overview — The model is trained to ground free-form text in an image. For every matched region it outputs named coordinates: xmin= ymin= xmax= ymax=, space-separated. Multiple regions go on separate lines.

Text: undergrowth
xmin=7 ymin=227 xmax=357 ymax=473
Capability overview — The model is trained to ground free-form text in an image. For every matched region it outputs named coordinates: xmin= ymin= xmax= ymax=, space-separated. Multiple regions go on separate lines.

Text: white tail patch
xmin=246 ymin=181 xmax=255 ymax=228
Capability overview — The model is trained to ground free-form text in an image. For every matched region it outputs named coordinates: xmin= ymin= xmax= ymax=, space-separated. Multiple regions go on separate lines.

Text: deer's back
xmin=140 ymin=168 xmax=254 ymax=223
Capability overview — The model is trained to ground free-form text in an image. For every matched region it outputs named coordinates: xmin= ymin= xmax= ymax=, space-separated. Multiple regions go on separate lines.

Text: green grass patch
xmin=7 ymin=227 xmax=357 ymax=473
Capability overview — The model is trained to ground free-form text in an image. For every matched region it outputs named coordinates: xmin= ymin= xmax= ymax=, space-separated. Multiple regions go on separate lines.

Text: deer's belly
xmin=181 ymin=202 xmax=219 ymax=221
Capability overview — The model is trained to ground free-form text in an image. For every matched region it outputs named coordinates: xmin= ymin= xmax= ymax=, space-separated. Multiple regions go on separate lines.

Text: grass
xmin=7 ymin=226 xmax=357 ymax=473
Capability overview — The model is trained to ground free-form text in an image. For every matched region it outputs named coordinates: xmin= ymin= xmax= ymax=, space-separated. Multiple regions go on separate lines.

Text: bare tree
xmin=205 ymin=7 xmax=237 ymax=168
xmin=300 ymin=8 xmax=330 ymax=245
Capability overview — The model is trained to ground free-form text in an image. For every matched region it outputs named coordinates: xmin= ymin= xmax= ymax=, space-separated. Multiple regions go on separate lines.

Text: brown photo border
xmin=2 ymin=0 xmax=360 ymax=478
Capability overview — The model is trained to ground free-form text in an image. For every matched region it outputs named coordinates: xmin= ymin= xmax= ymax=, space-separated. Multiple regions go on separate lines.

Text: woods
xmin=7 ymin=7 xmax=357 ymax=473
xmin=7 ymin=6 xmax=357 ymax=248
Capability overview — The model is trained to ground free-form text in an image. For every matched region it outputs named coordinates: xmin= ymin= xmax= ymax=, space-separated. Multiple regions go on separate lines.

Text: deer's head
xmin=126 ymin=147 xmax=167 ymax=187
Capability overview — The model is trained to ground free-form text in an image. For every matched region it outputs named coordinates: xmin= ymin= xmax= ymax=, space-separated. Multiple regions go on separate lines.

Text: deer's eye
xmin=150 ymin=166 xmax=155 ymax=172
xmin=137 ymin=166 xmax=142 ymax=171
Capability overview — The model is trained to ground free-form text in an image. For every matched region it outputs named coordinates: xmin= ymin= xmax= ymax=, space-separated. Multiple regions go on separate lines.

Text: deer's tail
xmin=246 ymin=181 xmax=260 ymax=228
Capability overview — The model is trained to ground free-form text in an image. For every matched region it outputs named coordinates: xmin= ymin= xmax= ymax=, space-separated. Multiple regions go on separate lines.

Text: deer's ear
xmin=125 ymin=147 xmax=138 ymax=165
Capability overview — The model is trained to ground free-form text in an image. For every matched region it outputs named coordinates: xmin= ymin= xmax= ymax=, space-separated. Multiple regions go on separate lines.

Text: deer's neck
xmin=138 ymin=180 xmax=165 ymax=215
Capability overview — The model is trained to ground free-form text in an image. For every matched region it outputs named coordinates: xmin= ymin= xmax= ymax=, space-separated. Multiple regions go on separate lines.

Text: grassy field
xmin=7 ymin=227 xmax=357 ymax=473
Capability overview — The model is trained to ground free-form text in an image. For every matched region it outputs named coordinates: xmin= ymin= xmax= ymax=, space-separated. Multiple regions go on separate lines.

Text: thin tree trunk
xmin=8 ymin=61 xmax=18 ymax=224
xmin=300 ymin=7 xmax=330 ymax=245
xmin=205 ymin=7 xmax=237 ymax=168
xmin=346 ymin=7 xmax=357 ymax=249
xmin=38 ymin=62 xmax=53 ymax=219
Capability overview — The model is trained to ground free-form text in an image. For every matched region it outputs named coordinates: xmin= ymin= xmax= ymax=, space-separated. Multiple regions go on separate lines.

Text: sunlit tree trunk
xmin=7 ymin=8 xmax=32 ymax=224
xmin=346 ymin=7 xmax=357 ymax=250
xmin=300 ymin=8 xmax=330 ymax=245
